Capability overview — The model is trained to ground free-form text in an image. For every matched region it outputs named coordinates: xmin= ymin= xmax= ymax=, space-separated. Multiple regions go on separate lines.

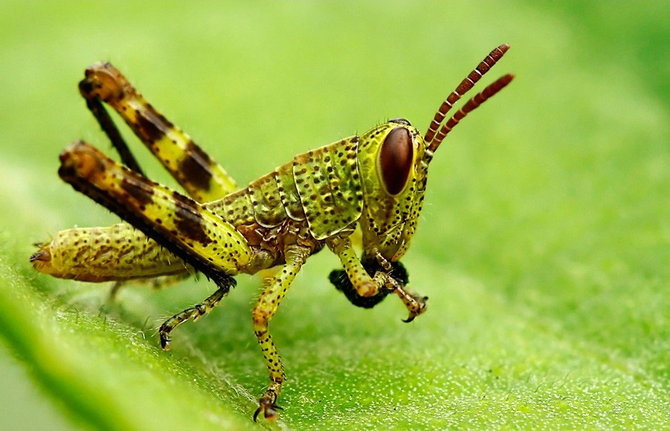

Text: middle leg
xmin=252 ymin=245 xmax=311 ymax=421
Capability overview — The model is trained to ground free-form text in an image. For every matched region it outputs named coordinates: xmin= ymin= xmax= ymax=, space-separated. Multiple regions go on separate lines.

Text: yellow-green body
xmin=36 ymin=123 xmax=428 ymax=282
xmin=32 ymin=223 xmax=186 ymax=282
xmin=32 ymin=45 xmax=513 ymax=420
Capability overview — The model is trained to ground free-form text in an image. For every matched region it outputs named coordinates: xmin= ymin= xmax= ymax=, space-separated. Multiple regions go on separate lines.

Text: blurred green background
xmin=1 ymin=1 xmax=669 ymax=430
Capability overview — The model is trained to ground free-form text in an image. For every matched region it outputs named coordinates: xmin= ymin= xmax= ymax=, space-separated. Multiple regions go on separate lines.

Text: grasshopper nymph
xmin=31 ymin=44 xmax=514 ymax=420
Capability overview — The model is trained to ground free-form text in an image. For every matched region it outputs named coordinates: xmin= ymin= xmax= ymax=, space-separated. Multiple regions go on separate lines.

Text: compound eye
xmin=379 ymin=127 xmax=413 ymax=195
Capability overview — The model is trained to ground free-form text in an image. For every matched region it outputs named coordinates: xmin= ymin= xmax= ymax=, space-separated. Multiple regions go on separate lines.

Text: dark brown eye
xmin=379 ymin=127 xmax=413 ymax=195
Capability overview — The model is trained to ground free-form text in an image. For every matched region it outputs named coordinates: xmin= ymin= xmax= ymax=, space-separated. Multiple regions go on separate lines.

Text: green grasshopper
xmin=31 ymin=44 xmax=513 ymax=420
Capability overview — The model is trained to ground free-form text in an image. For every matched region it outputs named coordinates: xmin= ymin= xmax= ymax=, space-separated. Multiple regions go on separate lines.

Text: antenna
xmin=428 ymin=73 xmax=514 ymax=153
xmin=424 ymin=44 xmax=512 ymax=151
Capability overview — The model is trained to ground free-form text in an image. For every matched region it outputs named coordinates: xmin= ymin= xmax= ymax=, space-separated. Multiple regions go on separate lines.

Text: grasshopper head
xmin=357 ymin=44 xmax=514 ymax=264
xmin=356 ymin=120 xmax=429 ymax=263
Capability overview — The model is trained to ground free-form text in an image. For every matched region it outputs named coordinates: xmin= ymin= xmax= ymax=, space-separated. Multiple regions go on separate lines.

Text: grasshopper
xmin=31 ymin=44 xmax=513 ymax=420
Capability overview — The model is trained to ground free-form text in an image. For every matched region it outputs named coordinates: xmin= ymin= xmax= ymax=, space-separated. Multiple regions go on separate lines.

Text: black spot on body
xmin=121 ymin=177 xmax=154 ymax=207
xmin=172 ymin=190 xmax=197 ymax=206
xmin=179 ymin=140 xmax=214 ymax=192
xmin=172 ymin=191 xmax=212 ymax=245
xmin=135 ymin=105 xmax=170 ymax=143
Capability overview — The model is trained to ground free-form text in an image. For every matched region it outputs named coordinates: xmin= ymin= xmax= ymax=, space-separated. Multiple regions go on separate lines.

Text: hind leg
xmin=158 ymin=286 xmax=229 ymax=350
xmin=33 ymin=63 xmax=240 ymax=285
xmin=79 ymin=62 xmax=236 ymax=202
xmin=58 ymin=140 xmax=257 ymax=347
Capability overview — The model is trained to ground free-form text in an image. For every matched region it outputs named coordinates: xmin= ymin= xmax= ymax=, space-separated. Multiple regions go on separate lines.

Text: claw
xmin=400 ymin=294 xmax=428 ymax=323
xmin=159 ymin=332 xmax=171 ymax=350
xmin=254 ymin=390 xmax=281 ymax=421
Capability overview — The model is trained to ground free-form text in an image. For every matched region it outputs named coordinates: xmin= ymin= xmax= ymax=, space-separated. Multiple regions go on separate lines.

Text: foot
xmin=253 ymin=389 xmax=282 ymax=421
xmin=396 ymin=288 xmax=428 ymax=323
xmin=158 ymin=324 xmax=172 ymax=350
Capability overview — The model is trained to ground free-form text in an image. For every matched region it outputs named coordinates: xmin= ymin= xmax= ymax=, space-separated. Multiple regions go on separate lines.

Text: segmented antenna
xmin=424 ymin=44 xmax=511 ymax=146
xmin=427 ymin=73 xmax=514 ymax=153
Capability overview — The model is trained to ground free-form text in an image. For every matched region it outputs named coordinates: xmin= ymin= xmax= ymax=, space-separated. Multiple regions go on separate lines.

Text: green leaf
xmin=1 ymin=1 xmax=670 ymax=430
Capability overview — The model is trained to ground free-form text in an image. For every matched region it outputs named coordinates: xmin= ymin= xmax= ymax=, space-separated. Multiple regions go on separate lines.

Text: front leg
xmin=387 ymin=277 xmax=428 ymax=323
xmin=327 ymin=236 xmax=387 ymax=297
xmin=374 ymin=252 xmax=428 ymax=322
xmin=327 ymin=237 xmax=428 ymax=320
xmin=252 ymin=245 xmax=310 ymax=421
